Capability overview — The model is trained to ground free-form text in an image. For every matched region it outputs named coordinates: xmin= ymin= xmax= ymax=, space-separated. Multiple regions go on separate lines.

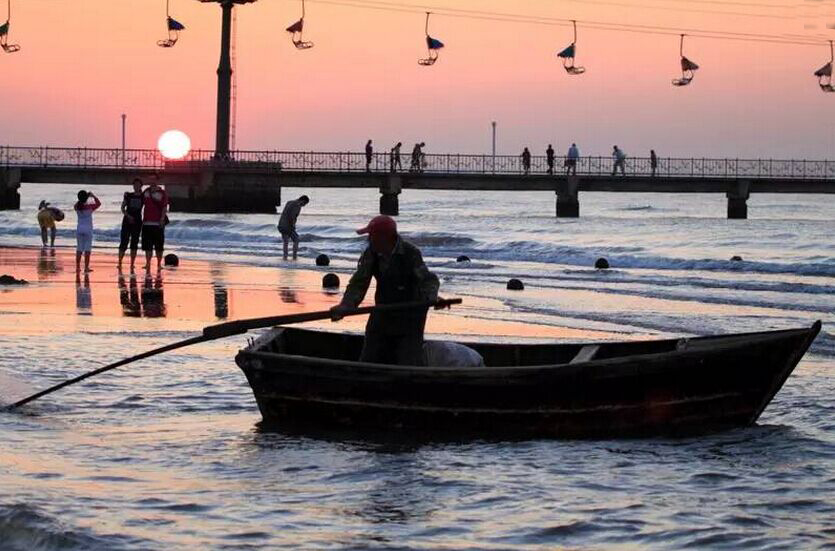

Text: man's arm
xmin=340 ymin=249 xmax=375 ymax=308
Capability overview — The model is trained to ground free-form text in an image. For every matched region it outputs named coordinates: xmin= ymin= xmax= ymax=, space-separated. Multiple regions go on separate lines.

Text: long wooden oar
xmin=4 ymin=298 xmax=461 ymax=411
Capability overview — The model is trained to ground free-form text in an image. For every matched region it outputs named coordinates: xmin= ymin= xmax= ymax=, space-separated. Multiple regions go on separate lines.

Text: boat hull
xmin=235 ymin=322 xmax=820 ymax=438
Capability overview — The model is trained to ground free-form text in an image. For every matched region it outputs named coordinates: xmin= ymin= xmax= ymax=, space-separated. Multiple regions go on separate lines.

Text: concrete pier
xmin=556 ymin=176 xmax=580 ymax=218
xmin=726 ymin=180 xmax=750 ymax=220
xmin=379 ymin=174 xmax=401 ymax=216
xmin=0 ymin=169 xmax=21 ymax=210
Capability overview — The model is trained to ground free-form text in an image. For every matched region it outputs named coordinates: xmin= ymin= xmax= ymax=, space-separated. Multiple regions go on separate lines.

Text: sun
xmin=158 ymin=130 xmax=192 ymax=160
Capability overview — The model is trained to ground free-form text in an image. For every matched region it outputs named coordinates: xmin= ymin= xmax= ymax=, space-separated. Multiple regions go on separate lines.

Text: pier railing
xmin=2 ymin=146 xmax=833 ymax=180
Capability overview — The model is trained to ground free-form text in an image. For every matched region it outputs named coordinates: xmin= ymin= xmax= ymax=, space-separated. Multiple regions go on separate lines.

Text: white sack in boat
xmin=424 ymin=341 xmax=485 ymax=367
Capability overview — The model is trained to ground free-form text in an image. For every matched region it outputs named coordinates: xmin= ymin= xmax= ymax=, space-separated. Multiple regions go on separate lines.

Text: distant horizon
xmin=3 ymin=0 xmax=835 ymax=158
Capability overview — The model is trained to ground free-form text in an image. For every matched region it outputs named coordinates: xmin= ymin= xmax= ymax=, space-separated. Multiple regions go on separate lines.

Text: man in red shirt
xmin=141 ymin=174 xmax=169 ymax=272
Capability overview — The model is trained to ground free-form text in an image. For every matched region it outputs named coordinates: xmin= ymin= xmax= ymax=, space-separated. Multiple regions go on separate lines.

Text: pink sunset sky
xmin=1 ymin=0 xmax=834 ymax=158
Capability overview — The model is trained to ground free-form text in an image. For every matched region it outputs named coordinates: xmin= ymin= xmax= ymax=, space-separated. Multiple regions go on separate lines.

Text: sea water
xmin=0 ymin=184 xmax=832 ymax=549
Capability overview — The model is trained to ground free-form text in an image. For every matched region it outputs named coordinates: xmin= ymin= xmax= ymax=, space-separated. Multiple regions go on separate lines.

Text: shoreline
xmin=0 ymin=245 xmax=628 ymax=342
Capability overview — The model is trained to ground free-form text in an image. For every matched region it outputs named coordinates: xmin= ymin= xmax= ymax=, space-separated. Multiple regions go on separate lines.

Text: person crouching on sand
xmin=74 ymin=190 xmax=101 ymax=273
xmin=37 ymin=200 xmax=62 ymax=247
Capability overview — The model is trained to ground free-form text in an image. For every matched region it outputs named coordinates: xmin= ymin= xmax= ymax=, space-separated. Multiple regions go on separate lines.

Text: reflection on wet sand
xmin=75 ymin=274 xmax=91 ymax=314
xmin=118 ymin=274 xmax=141 ymax=318
xmin=141 ymin=274 xmax=166 ymax=318
xmin=210 ymin=264 xmax=229 ymax=319
xmin=279 ymin=288 xmax=298 ymax=303
xmin=37 ymin=248 xmax=62 ymax=281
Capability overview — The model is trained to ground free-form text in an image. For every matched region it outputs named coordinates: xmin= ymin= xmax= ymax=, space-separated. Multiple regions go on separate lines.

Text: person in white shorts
xmin=74 ymin=190 xmax=101 ymax=273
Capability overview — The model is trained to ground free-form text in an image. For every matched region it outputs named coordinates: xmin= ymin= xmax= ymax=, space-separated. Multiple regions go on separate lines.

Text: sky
xmin=1 ymin=0 xmax=834 ymax=158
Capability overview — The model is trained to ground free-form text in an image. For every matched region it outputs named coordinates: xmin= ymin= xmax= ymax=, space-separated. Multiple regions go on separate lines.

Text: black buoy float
xmin=507 ymin=278 xmax=524 ymax=291
xmin=594 ymin=257 xmax=610 ymax=269
xmin=322 ymin=273 xmax=340 ymax=289
xmin=456 ymin=255 xmax=470 ymax=263
xmin=730 ymin=255 xmax=743 ymax=262
xmin=164 ymin=253 xmax=180 ymax=267
xmin=316 ymin=254 xmax=330 ymax=267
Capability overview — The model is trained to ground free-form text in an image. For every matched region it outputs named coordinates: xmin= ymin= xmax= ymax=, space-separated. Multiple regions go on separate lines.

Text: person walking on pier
xmin=612 ymin=145 xmax=627 ymax=176
xmin=566 ymin=143 xmax=579 ymax=176
xmin=118 ymin=178 xmax=145 ymax=271
xmin=390 ymin=142 xmax=402 ymax=173
xmin=546 ymin=144 xmax=555 ymax=175
xmin=277 ymin=195 xmax=310 ymax=261
xmin=650 ymin=149 xmax=658 ymax=177
xmin=410 ymin=142 xmax=425 ymax=173
xmin=141 ymin=175 xmax=169 ymax=272
xmin=365 ymin=140 xmax=373 ymax=172
xmin=330 ymin=215 xmax=440 ymax=366
xmin=74 ymin=190 xmax=101 ymax=274
xmin=521 ymin=147 xmax=531 ymax=175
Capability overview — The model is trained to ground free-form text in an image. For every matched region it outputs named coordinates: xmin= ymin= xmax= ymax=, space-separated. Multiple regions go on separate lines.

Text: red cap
xmin=356 ymin=215 xmax=397 ymax=236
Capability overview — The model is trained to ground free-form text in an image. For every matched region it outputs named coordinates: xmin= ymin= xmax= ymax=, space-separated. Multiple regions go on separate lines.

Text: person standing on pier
xmin=390 ymin=142 xmax=402 ymax=173
xmin=650 ymin=149 xmax=658 ymax=177
xmin=365 ymin=140 xmax=373 ymax=172
xmin=277 ymin=195 xmax=310 ymax=260
xmin=546 ymin=144 xmax=555 ymax=175
xmin=118 ymin=178 xmax=144 ymax=271
xmin=141 ymin=175 xmax=169 ymax=272
xmin=566 ymin=143 xmax=579 ymax=176
xmin=410 ymin=142 xmax=425 ymax=173
xmin=612 ymin=145 xmax=627 ymax=176
xmin=521 ymin=147 xmax=531 ymax=175
xmin=330 ymin=215 xmax=440 ymax=366
xmin=74 ymin=190 xmax=101 ymax=274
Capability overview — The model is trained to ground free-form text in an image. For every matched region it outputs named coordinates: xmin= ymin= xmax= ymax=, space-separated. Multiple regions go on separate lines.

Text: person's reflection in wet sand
xmin=279 ymin=288 xmax=298 ymax=304
xmin=213 ymin=284 xmax=229 ymax=319
xmin=75 ymin=273 xmax=92 ymax=314
xmin=141 ymin=273 xmax=166 ymax=318
xmin=37 ymin=248 xmax=62 ymax=281
xmin=118 ymin=274 xmax=142 ymax=317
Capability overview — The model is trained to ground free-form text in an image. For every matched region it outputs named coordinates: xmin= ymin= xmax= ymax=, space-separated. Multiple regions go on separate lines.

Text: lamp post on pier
xmin=121 ymin=113 xmax=126 ymax=167
xmin=491 ymin=120 xmax=496 ymax=173
xmin=198 ymin=0 xmax=257 ymax=160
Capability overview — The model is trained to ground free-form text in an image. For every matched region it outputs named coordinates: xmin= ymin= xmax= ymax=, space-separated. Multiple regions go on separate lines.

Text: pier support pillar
xmin=167 ymin=170 xmax=281 ymax=213
xmin=0 ymin=168 xmax=21 ymax=210
xmin=556 ymin=176 xmax=579 ymax=218
xmin=726 ymin=180 xmax=750 ymax=220
xmin=380 ymin=174 xmax=401 ymax=216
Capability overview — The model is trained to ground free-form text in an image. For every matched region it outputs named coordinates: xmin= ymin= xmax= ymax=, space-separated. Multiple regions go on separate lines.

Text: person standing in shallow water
xmin=118 ymin=178 xmax=144 ymax=271
xmin=141 ymin=175 xmax=169 ymax=272
xmin=330 ymin=215 xmax=440 ymax=366
xmin=277 ymin=195 xmax=310 ymax=260
xmin=74 ymin=190 xmax=101 ymax=273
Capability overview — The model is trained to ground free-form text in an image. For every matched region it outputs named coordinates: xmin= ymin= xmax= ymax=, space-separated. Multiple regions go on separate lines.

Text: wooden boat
xmin=235 ymin=321 xmax=821 ymax=438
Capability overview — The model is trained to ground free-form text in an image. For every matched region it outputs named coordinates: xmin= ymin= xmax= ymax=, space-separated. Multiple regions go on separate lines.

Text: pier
xmin=2 ymin=146 xmax=833 ymax=219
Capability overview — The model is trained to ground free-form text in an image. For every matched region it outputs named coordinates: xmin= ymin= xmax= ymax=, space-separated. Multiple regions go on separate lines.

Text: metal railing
xmin=2 ymin=146 xmax=833 ymax=180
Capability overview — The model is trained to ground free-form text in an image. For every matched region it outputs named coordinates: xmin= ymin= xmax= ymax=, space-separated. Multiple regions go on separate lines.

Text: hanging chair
xmin=1 ymin=0 xmax=20 ymax=54
xmin=418 ymin=12 xmax=444 ymax=66
xmin=814 ymin=41 xmax=834 ymax=92
xmin=157 ymin=1 xmax=185 ymax=48
xmin=556 ymin=21 xmax=584 ymax=75
xmin=286 ymin=0 xmax=313 ymax=49
xmin=672 ymin=35 xmax=699 ymax=86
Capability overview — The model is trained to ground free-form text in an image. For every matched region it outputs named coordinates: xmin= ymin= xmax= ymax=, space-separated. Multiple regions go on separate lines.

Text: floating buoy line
xmin=3 ymin=0 xmax=833 ymax=93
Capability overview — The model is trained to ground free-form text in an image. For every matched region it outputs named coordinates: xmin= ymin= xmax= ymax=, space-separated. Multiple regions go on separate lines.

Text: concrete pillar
xmin=726 ymin=180 xmax=750 ymax=220
xmin=556 ymin=176 xmax=579 ymax=218
xmin=0 ymin=168 xmax=22 ymax=211
xmin=214 ymin=1 xmax=234 ymax=159
xmin=380 ymin=174 xmax=402 ymax=216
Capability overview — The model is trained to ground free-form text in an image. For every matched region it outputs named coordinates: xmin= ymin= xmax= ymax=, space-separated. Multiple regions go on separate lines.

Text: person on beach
xmin=612 ymin=145 xmax=627 ymax=176
xmin=650 ymin=149 xmax=658 ymax=177
xmin=410 ymin=142 xmax=425 ymax=173
xmin=73 ymin=190 xmax=101 ymax=273
xmin=521 ymin=147 xmax=532 ymax=175
xmin=118 ymin=178 xmax=144 ymax=271
xmin=141 ymin=175 xmax=169 ymax=272
xmin=390 ymin=142 xmax=402 ymax=173
xmin=37 ymin=200 xmax=60 ymax=247
xmin=365 ymin=140 xmax=373 ymax=172
xmin=546 ymin=144 xmax=555 ymax=175
xmin=566 ymin=143 xmax=579 ymax=176
xmin=277 ymin=195 xmax=310 ymax=260
xmin=330 ymin=215 xmax=440 ymax=366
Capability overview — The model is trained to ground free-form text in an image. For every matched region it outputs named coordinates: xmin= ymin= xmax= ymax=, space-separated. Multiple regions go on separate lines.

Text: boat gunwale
xmin=237 ymin=323 xmax=820 ymax=377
